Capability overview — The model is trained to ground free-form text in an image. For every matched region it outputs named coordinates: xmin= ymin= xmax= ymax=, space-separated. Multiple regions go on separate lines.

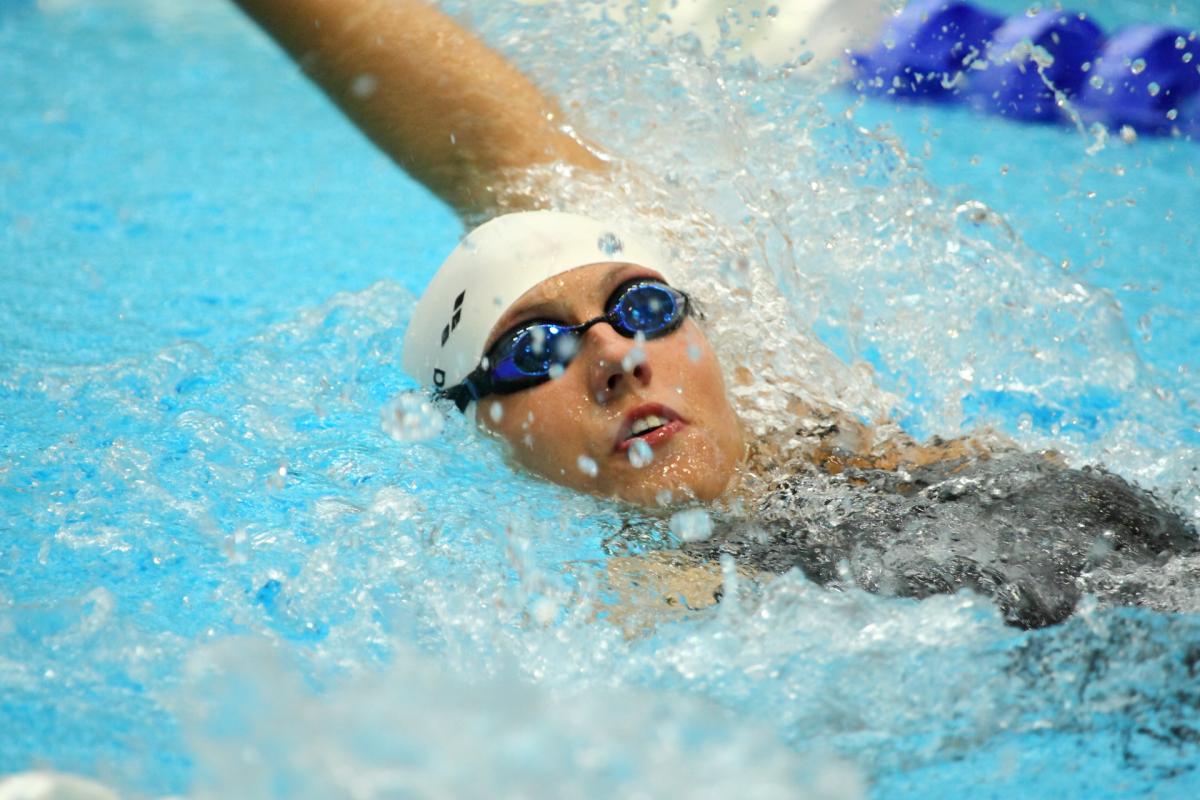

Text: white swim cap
xmin=402 ymin=211 xmax=675 ymax=391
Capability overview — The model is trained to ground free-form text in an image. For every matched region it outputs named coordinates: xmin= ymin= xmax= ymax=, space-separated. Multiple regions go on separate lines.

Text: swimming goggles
xmin=440 ymin=278 xmax=691 ymax=411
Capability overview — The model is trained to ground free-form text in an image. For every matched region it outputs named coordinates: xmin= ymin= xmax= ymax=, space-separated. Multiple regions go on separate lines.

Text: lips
xmin=614 ymin=403 xmax=687 ymax=453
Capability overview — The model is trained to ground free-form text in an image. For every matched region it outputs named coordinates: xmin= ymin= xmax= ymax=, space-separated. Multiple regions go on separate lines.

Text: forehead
xmin=489 ymin=261 xmax=665 ymax=336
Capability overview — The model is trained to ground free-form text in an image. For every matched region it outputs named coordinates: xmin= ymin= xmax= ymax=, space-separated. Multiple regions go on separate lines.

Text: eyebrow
xmin=485 ymin=297 xmax=568 ymax=352
xmin=495 ymin=299 xmax=564 ymax=334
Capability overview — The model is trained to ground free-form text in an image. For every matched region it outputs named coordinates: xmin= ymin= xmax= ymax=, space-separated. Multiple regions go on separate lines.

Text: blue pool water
xmin=2 ymin=1 xmax=1199 ymax=798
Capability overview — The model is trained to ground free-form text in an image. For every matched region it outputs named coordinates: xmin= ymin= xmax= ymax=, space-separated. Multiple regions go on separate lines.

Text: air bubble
xmin=627 ymin=439 xmax=653 ymax=468
xmin=1130 ymin=58 xmax=1146 ymax=76
xmin=576 ymin=454 xmax=598 ymax=477
xmin=1177 ymin=36 xmax=1188 ymax=50
xmin=489 ymin=402 xmax=504 ymax=423
xmin=381 ymin=393 xmax=444 ymax=442
xmin=1148 ymin=82 xmax=1161 ymax=97
xmin=669 ymin=508 xmax=714 ymax=542
xmin=1088 ymin=75 xmax=1104 ymax=89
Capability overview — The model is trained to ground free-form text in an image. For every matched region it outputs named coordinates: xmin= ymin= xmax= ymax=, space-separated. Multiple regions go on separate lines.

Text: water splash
xmin=3 ymin=1 xmax=1199 ymax=798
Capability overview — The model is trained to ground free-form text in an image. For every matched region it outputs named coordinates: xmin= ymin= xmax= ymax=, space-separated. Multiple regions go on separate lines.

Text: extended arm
xmin=232 ymin=0 xmax=606 ymax=219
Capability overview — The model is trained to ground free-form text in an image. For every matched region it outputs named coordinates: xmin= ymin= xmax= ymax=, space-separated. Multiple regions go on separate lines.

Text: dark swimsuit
xmin=684 ymin=451 xmax=1198 ymax=628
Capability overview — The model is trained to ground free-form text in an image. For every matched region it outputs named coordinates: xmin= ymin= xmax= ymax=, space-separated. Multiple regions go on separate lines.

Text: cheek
xmin=481 ymin=380 xmax=601 ymax=476
xmin=482 ymin=395 xmax=545 ymax=450
xmin=663 ymin=333 xmax=741 ymax=453
xmin=661 ymin=333 xmax=726 ymax=402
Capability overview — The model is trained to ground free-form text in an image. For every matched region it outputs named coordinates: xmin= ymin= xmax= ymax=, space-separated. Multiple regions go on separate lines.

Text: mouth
xmin=614 ymin=403 xmax=687 ymax=453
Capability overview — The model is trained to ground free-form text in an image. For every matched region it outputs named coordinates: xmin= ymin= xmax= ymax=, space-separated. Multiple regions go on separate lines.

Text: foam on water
xmin=2 ymin=1 xmax=1199 ymax=798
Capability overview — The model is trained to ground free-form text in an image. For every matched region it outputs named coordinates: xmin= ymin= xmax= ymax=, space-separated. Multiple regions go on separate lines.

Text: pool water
xmin=2 ymin=1 xmax=1198 ymax=798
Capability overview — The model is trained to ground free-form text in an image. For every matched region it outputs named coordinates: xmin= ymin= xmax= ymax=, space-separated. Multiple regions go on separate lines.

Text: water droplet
xmin=350 ymin=73 xmax=378 ymax=98
xmin=1148 ymin=82 xmax=1161 ymax=97
xmin=627 ymin=439 xmax=653 ymax=468
xmin=1119 ymin=125 xmax=1138 ymax=144
xmin=670 ymin=508 xmax=714 ymax=542
xmin=576 ymin=454 xmax=598 ymax=477
xmin=489 ymin=402 xmax=504 ymax=422
xmin=1130 ymin=58 xmax=1146 ymax=75
xmin=1184 ymin=52 xmax=1194 ymax=64
xmin=381 ymin=393 xmax=444 ymax=442
xmin=1177 ymin=36 xmax=1188 ymax=50
xmin=1089 ymin=75 xmax=1104 ymax=89
xmin=549 ymin=363 xmax=565 ymax=379
xmin=552 ymin=335 xmax=578 ymax=362
xmin=686 ymin=344 xmax=702 ymax=362
xmin=1167 ymin=108 xmax=1179 ymax=121
xmin=621 ymin=345 xmax=646 ymax=372
xmin=266 ymin=462 xmax=287 ymax=489
xmin=530 ymin=326 xmax=547 ymax=353
xmin=531 ymin=597 xmax=558 ymax=625
xmin=597 ymin=232 xmax=623 ymax=256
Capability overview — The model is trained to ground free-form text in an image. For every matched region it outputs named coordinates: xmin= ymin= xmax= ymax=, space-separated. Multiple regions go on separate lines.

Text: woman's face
xmin=477 ymin=261 xmax=744 ymax=506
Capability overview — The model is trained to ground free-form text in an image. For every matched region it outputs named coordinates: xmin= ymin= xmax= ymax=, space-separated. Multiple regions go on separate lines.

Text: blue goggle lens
xmin=613 ymin=282 xmax=681 ymax=332
xmin=489 ymin=281 xmax=687 ymax=386
xmin=506 ymin=324 xmax=572 ymax=375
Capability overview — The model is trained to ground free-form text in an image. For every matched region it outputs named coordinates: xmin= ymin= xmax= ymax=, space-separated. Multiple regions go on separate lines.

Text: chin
xmin=613 ymin=459 xmax=731 ymax=507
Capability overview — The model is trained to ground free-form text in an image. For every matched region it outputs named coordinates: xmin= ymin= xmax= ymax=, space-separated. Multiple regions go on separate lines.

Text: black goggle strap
xmin=437 ymin=364 xmax=491 ymax=413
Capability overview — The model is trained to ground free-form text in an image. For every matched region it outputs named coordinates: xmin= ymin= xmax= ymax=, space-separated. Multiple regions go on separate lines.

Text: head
xmin=403 ymin=212 xmax=744 ymax=507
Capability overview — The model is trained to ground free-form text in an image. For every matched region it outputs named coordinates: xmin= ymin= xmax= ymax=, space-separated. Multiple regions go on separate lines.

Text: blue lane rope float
xmin=969 ymin=11 xmax=1105 ymax=121
xmin=851 ymin=0 xmax=1200 ymax=138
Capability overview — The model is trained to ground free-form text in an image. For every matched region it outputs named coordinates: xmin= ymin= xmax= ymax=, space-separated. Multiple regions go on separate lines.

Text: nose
xmin=584 ymin=323 xmax=652 ymax=404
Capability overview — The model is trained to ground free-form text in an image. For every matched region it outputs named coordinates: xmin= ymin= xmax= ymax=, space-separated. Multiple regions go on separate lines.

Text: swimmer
xmin=231 ymin=0 xmax=1197 ymax=628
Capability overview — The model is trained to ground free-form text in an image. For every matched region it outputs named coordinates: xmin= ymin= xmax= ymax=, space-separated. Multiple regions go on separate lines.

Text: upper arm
xmin=233 ymin=0 xmax=606 ymax=220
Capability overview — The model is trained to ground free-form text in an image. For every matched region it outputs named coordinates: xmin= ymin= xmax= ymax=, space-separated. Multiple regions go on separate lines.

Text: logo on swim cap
xmin=401 ymin=211 xmax=676 ymax=396
xmin=440 ymin=291 xmax=466 ymax=347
